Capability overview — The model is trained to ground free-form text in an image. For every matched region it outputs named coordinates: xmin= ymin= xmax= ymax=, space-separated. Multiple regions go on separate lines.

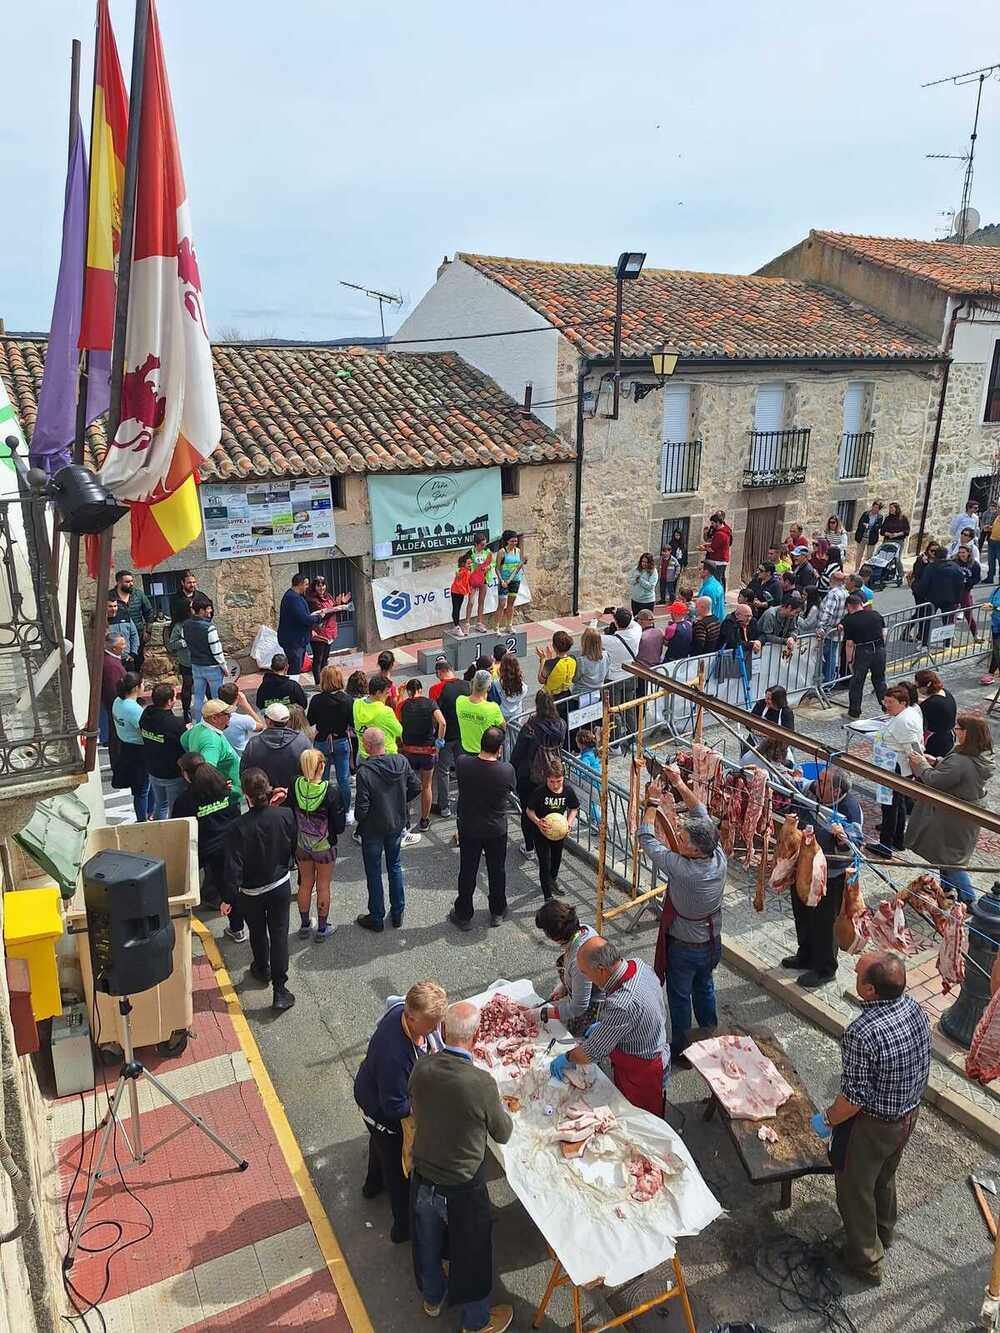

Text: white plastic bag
xmin=250 ymin=624 xmax=280 ymax=669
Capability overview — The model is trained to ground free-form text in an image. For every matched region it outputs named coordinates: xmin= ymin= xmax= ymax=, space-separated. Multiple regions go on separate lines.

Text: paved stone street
xmin=201 ymin=806 xmax=1000 ymax=1332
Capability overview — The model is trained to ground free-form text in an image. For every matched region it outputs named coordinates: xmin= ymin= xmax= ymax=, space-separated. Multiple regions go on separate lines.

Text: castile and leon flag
xmin=97 ymin=0 xmax=221 ymax=568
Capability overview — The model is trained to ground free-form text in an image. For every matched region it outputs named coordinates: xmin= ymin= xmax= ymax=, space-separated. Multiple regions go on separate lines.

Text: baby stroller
xmin=862 ymin=540 xmax=902 ymax=591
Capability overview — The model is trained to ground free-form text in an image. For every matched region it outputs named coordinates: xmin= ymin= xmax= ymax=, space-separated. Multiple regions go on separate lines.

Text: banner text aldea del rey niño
xmin=371 ymin=557 xmax=530 ymax=639
xmin=368 ymin=468 xmax=503 ymax=558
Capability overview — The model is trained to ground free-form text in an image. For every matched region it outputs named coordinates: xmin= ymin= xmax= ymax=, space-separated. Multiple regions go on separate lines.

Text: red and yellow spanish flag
xmin=97 ymin=0 xmax=221 ymax=569
xmin=79 ymin=0 xmax=128 ymax=351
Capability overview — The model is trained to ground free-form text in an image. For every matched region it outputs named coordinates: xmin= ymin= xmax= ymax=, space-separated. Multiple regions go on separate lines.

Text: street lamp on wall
xmin=611 ymin=251 xmax=647 ymax=420
xmin=631 ymin=347 xmax=681 ymax=402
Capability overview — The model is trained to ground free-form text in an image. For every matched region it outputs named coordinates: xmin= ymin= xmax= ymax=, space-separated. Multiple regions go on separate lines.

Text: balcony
xmin=0 ymin=491 xmax=82 ymax=790
xmin=660 ymin=440 xmax=702 ymax=495
xmin=743 ymin=428 xmax=810 ymax=488
xmin=837 ymin=430 xmax=875 ymax=481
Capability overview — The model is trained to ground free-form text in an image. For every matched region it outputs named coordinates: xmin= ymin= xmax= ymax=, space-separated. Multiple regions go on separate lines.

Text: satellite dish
xmin=953 ymin=206 xmax=981 ymax=237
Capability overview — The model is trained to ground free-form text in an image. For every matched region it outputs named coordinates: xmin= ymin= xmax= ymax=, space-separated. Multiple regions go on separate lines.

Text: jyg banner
xmin=372 ymin=558 xmax=530 ymax=639
xmin=369 ymin=468 xmax=503 ymax=558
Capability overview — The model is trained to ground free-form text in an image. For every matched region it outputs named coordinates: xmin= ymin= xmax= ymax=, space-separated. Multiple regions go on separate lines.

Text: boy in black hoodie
xmin=224 ymin=766 xmax=298 ymax=1011
xmin=255 ymin=652 xmax=308 ymax=714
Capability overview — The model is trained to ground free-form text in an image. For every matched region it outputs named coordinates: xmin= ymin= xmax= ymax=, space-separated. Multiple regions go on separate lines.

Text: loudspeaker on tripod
xmin=82 ymin=850 xmax=175 ymax=996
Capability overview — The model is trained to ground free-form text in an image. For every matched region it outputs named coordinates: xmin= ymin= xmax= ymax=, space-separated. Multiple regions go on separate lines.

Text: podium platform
xmin=417 ymin=628 xmax=527 ymax=673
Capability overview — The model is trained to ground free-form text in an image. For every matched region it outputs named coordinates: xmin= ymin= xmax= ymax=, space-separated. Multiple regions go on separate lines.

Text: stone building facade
xmin=760 ymin=231 xmax=1000 ymax=544
xmin=559 ymin=361 xmax=939 ymax=606
xmin=1 ymin=338 xmax=575 ymax=661
xmin=397 ymin=252 xmax=943 ymax=608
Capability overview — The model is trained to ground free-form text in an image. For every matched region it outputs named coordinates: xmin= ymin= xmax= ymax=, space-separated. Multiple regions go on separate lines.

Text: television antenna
xmin=339 ymin=280 xmax=404 ymax=338
xmin=923 ymin=62 xmax=999 ymax=243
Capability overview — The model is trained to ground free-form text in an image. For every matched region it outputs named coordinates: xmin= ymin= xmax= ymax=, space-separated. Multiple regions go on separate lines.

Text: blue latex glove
xmin=582 ymin=1022 xmax=600 ymax=1038
xmin=434 ymin=738 xmax=445 ymax=750
xmin=550 ymin=1053 xmax=571 ymax=1082
xmin=811 ymin=1111 xmax=832 ymax=1139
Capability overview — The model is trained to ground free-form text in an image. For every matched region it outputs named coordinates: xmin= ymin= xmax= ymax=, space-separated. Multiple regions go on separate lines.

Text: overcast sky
xmin=4 ymin=1 xmax=998 ymax=342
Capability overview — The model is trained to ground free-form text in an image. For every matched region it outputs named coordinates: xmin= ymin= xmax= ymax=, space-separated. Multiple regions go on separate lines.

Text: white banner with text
xmin=371 ymin=559 xmax=530 ymax=639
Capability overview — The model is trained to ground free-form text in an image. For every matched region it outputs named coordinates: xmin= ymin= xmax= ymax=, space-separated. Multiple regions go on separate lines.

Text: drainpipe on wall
xmin=571 ymin=361 xmax=590 ymax=615
xmin=916 ymin=298 xmax=966 ymax=550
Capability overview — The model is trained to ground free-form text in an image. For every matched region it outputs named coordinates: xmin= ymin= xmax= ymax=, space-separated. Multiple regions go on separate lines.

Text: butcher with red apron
xmin=549 ymin=937 xmax=668 ymax=1118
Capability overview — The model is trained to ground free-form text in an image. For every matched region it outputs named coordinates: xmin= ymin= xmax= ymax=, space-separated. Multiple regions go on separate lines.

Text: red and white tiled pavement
xmin=51 ymin=931 xmax=362 ymax=1333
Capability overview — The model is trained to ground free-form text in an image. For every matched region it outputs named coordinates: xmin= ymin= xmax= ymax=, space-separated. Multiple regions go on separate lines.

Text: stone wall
xmin=573 ymin=358 xmax=941 ymax=607
xmin=915 ymin=359 xmax=1000 ymax=541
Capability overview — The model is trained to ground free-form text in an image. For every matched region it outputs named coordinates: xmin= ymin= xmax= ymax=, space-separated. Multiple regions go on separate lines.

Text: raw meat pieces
xmin=691 ymin=743 xmax=721 ymax=804
xmin=555 ymin=1102 xmax=617 ymax=1143
xmin=769 ymin=815 xmax=801 ymax=892
xmin=475 ymin=993 xmax=538 ymax=1044
xmin=967 ymin=987 xmax=1000 ymax=1085
xmin=936 ymin=902 xmax=967 ymax=994
xmin=685 ymin=1035 xmax=794 ymax=1120
xmin=741 ymin=767 xmax=770 ymax=867
xmin=868 ymin=898 xmax=915 ymax=954
xmin=626 ymin=1154 xmax=664 ymax=1202
xmin=794 ymin=827 xmax=827 ymax=907
xmin=834 ymin=863 xmax=869 ymax=954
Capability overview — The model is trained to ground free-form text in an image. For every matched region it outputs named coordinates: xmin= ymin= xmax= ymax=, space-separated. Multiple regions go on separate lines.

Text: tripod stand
xmin=65 ymin=996 xmax=248 ymax=1268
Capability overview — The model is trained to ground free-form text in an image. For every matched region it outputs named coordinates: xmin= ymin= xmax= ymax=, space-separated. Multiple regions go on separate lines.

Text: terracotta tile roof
xmin=456 ymin=252 xmax=939 ymax=362
xmin=0 ymin=338 xmax=573 ymax=479
xmin=812 ymin=231 xmax=1000 ymax=296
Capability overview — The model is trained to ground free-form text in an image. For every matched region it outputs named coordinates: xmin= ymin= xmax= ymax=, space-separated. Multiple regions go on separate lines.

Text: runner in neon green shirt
xmin=455 ymin=670 xmax=505 ymax=754
xmin=353 ymin=676 xmax=403 ymax=758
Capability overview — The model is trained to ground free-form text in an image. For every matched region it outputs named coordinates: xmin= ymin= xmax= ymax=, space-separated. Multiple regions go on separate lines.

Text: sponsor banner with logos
xmin=369 ymin=468 xmax=503 ymax=558
xmin=372 ymin=557 xmax=530 ymax=639
xmin=201 ymin=479 xmax=335 ymax=561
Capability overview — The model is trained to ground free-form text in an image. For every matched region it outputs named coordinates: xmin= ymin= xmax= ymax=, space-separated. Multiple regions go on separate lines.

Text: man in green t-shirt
xmin=353 ymin=675 xmax=403 ymax=759
xmin=455 ymin=669 xmax=505 ymax=754
xmin=181 ymin=699 xmax=242 ymax=803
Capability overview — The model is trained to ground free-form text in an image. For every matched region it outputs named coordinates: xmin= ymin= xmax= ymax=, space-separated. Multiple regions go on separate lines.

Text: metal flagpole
xmin=65 ymin=27 xmax=100 ymax=657
xmin=83 ymin=0 xmax=150 ymax=772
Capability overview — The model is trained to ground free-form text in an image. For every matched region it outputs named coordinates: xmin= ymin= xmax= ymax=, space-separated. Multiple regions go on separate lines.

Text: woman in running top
xmin=495 ymin=530 xmax=525 ymax=633
xmin=286 ymin=748 xmax=346 ymax=943
xmin=468 ymin=533 xmax=495 ymax=634
xmin=399 ymin=679 xmax=445 ymax=831
xmin=306 ymin=664 xmax=355 ymax=818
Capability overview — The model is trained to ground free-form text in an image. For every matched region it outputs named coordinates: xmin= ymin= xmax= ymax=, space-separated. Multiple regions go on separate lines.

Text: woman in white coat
xmin=866 ymin=684 xmax=924 ymax=859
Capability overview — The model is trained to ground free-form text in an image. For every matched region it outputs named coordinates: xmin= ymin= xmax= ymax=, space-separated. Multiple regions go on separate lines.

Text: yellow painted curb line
xmin=192 ymin=917 xmax=375 ymax=1333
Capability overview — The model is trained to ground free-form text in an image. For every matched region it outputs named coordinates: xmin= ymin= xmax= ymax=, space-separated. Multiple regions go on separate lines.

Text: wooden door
xmin=741 ymin=505 xmax=782 ymax=582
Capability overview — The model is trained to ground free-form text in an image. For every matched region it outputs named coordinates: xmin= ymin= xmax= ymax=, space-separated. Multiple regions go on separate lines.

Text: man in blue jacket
xmin=277 ymin=572 xmax=322 ymax=674
xmin=354 ymin=981 xmax=447 ymax=1244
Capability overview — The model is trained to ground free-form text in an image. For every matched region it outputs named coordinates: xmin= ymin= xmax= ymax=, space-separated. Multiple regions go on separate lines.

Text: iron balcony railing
xmin=743 ymin=428 xmax=810 ymax=488
xmin=838 ymin=429 xmax=875 ymax=481
xmin=0 ymin=490 xmax=82 ymax=787
xmin=660 ymin=440 xmax=702 ymax=495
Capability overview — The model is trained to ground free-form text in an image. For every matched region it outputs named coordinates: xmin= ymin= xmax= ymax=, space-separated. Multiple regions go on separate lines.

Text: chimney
xmin=437 ymin=255 xmax=451 ymax=280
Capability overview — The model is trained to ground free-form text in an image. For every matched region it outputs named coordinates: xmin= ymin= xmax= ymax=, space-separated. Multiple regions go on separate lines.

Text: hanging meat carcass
xmin=769 ymin=814 xmax=801 ymax=892
xmin=834 ymin=860 xmax=870 ymax=953
xmin=794 ymin=826 xmax=827 ymax=907
xmin=936 ymin=902 xmax=967 ymax=995
xmin=967 ymin=987 xmax=1000 ymax=1085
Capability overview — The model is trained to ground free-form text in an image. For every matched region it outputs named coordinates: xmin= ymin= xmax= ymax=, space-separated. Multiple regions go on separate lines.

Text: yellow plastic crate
xmin=3 ymin=887 xmax=64 ymax=1021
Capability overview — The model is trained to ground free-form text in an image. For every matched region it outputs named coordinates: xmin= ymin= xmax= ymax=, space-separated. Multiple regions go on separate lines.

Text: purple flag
xmin=31 ymin=112 xmax=111 ymax=473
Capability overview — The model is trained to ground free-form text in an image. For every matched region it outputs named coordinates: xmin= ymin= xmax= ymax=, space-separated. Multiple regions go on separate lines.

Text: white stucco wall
xmin=392 ymin=259 xmax=560 ymax=428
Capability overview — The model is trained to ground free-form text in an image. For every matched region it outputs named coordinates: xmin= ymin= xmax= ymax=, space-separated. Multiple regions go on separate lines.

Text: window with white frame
xmin=750 ymin=384 xmax=786 ymax=471
xmin=838 ymin=381 xmax=873 ymax=479
xmin=660 ymin=384 xmax=699 ymax=493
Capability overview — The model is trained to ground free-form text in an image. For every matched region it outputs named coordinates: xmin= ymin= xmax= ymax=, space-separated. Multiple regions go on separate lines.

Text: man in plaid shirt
xmin=824 ymin=952 xmax=930 ymax=1284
